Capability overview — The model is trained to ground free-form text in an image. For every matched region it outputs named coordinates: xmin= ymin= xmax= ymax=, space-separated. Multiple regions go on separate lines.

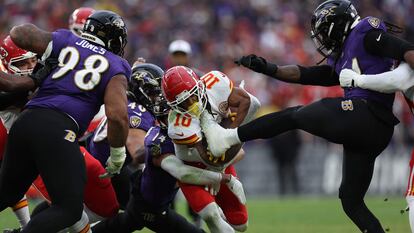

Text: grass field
xmin=0 ymin=196 xmax=410 ymax=232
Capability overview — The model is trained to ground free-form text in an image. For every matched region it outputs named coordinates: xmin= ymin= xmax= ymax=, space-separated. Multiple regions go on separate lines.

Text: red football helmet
xmin=69 ymin=7 xmax=95 ymax=36
xmin=0 ymin=36 xmax=36 ymax=75
xmin=161 ymin=66 xmax=207 ymax=117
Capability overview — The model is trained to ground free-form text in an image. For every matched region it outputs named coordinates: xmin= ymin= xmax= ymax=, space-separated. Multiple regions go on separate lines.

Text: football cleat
xmin=200 ymin=111 xmax=233 ymax=158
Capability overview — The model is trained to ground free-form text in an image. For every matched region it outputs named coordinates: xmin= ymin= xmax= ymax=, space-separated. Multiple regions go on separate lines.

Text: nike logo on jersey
xmin=376 ymin=34 xmax=382 ymax=42
xmin=175 ymin=132 xmax=184 ymax=137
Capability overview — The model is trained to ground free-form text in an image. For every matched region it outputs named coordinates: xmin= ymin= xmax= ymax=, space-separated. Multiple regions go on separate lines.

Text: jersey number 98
xmin=52 ymin=47 xmax=109 ymax=91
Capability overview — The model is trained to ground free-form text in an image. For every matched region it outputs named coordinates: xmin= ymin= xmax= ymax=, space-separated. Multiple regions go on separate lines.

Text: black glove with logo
xmin=28 ymin=57 xmax=59 ymax=87
xmin=235 ymin=54 xmax=278 ymax=76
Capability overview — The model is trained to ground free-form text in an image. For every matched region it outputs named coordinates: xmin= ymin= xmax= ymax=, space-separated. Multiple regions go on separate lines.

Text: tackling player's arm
xmin=0 ymin=72 xmax=36 ymax=91
xmin=363 ymin=30 xmax=414 ymax=69
xmin=153 ymin=153 xmax=224 ymax=185
xmin=235 ymin=54 xmax=339 ymax=86
xmin=125 ymin=128 xmax=146 ymax=167
xmin=102 ymin=74 xmax=129 ymax=177
xmin=0 ymin=57 xmax=58 ymax=91
xmin=10 ymin=23 xmax=52 ymax=55
xmin=340 ymin=63 xmax=414 ymax=93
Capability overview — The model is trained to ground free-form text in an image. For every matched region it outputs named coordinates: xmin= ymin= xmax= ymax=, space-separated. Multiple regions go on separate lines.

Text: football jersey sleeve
xmin=127 ymin=101 xmax=155 ymax=131
xmin=168 ymin=110 xmax=202 ymax=145
xmin=201 ymin=71 xmax=234 ymax=118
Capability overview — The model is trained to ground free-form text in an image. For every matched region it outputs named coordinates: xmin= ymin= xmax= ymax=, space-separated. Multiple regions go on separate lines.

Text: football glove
xmin=235 ymin=54 xmax=278 ymax=76
xmin=28 ymin=57 xmax=59 ymax=87
xmin=339 ymin=69 xmax=361 ymax=88
xmin=225 ymin=175 xmax=246 ymax=204
xmin=99 ymin=146 xmax=126 ymax=179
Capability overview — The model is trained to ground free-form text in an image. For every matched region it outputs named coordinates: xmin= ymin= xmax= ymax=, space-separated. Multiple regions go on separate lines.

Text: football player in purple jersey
xmin=0 ymin=10 xmax=131 ymax=232
xmin=202 ymin=0 xmax=414 ymax=232
xmin=87 ymin=63 xmax=158 ymax=208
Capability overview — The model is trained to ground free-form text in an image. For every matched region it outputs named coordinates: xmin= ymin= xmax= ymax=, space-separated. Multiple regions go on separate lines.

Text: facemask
xmin=188 ymin=101 xmax=203 ymax=117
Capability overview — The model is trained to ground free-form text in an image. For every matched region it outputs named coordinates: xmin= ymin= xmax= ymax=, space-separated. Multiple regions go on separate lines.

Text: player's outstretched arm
xmin=0 ymin=72 xmax=36 ymax=91
xmin=235 ymin=54 xmax=339 ymax=86
xmin=125 ymin=128 xmax=147 ymax=168
xmin=155 ymin=154 xmax=246 ymax=204
xmin=101 ymin=74 xmax=129 ymax=178
xmin=364 ymin=30 xmax=414 ymax=69
xmin=0 ymin=57 xmax=58 ymax=92
xmin=340 ymin=63 xmax=414 ymax=93
xmin=10 ymin=23 xmax=52 ymax=55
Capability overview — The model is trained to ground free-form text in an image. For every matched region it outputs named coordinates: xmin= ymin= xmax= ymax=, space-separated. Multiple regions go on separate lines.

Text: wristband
xmin=110 ymin=146 xmax=126 ymax=162
xmin=264 ymin=63 xmax=278 ymax=76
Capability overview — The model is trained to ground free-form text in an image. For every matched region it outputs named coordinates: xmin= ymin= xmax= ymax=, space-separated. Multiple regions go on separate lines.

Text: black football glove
xmin=28 ymin=57 xmax=59 ymax=87
xmin=234 ymin=54 xmax=278 ymax=76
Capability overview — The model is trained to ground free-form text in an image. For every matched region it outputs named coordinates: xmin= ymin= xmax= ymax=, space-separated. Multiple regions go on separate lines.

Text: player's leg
xmin=206 ymin=98 xmax=395 ymax=156
xmin=180 ymin=182 xmax=234 ymax=233
xmin=21 ymin=109 xmax=86 ymax=233
xmin=110 ymin=166 xmax=131 ymax=209
xmin=81 ymin=147 xmax=119 ymax=219
xmin=144 ymin=208 xmax=205 ymax=233
xmin=216 ymin=165 xmax=248 ymax=232
xmin=0 ymin=114 xmax=37 ymax=214
xmin=66 ymin=211 xmax=91 ymax=233
xmin=339 ymin=147 xmax=386 ymax=233
xmin=405 ymin=149 xmax=414 ymax=232
xmin=91 ymin=194 xmax=145 ymax=233
xmin=31 ymin=201 xmax=50 ymax=217
xmin=11 ymin=196 xmax=30 ymax=227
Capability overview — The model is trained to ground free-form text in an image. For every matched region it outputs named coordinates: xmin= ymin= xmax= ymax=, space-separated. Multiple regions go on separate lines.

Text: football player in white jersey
xmin=339 ymin=64 xmax=414 ymax=232
xmin=161 ymin=66 xmax=260 ymax=233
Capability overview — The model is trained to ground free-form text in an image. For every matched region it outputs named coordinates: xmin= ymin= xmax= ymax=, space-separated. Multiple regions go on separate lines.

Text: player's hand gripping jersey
xmin=168 ymin=71 xmax=233 ymax=168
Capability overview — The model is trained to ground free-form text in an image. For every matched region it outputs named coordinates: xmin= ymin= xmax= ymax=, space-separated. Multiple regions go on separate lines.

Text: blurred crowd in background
xmin=0 ymin=0 xmax=413 ymax=195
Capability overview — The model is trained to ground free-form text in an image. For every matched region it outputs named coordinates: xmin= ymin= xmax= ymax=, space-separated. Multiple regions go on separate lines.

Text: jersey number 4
xmin=52 ymin=47 xmax=109 ymax=91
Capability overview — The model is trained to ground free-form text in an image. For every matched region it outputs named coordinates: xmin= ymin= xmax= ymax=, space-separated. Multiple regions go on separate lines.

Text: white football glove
xmin=226 ymin=175 xmax=246 ymax=205
xmin=339 ymin=69 xmax=363 ymax=88
xmin=99 ymin=146 xmax=126 ymax=179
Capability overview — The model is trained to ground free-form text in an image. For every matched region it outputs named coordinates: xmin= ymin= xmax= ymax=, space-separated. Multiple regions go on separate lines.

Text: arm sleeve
xmin=298 ymin=65 xmax=339 ymax=86
xmin=364 ymin=30 xmax=414 ymax=60
xmin=160 ymin=155 xmax=222 ymax=185
xmin=357 ymin=63 xmax=414 ymax=93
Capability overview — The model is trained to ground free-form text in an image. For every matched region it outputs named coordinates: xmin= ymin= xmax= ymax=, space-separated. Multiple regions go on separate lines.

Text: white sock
xmin=68 ymin=211 xmax=91 ymax=233
xmin=198 ymin=203 xmax=234 ymax=233
xmin=12 ymin=196 xmax=30 ymax=227
xmin=406 ymin=196 xmax=414 ymax=233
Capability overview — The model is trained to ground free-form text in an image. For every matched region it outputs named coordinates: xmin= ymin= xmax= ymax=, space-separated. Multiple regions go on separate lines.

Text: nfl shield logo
xmin=368 ymin=17 xmax=380 ymax=28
